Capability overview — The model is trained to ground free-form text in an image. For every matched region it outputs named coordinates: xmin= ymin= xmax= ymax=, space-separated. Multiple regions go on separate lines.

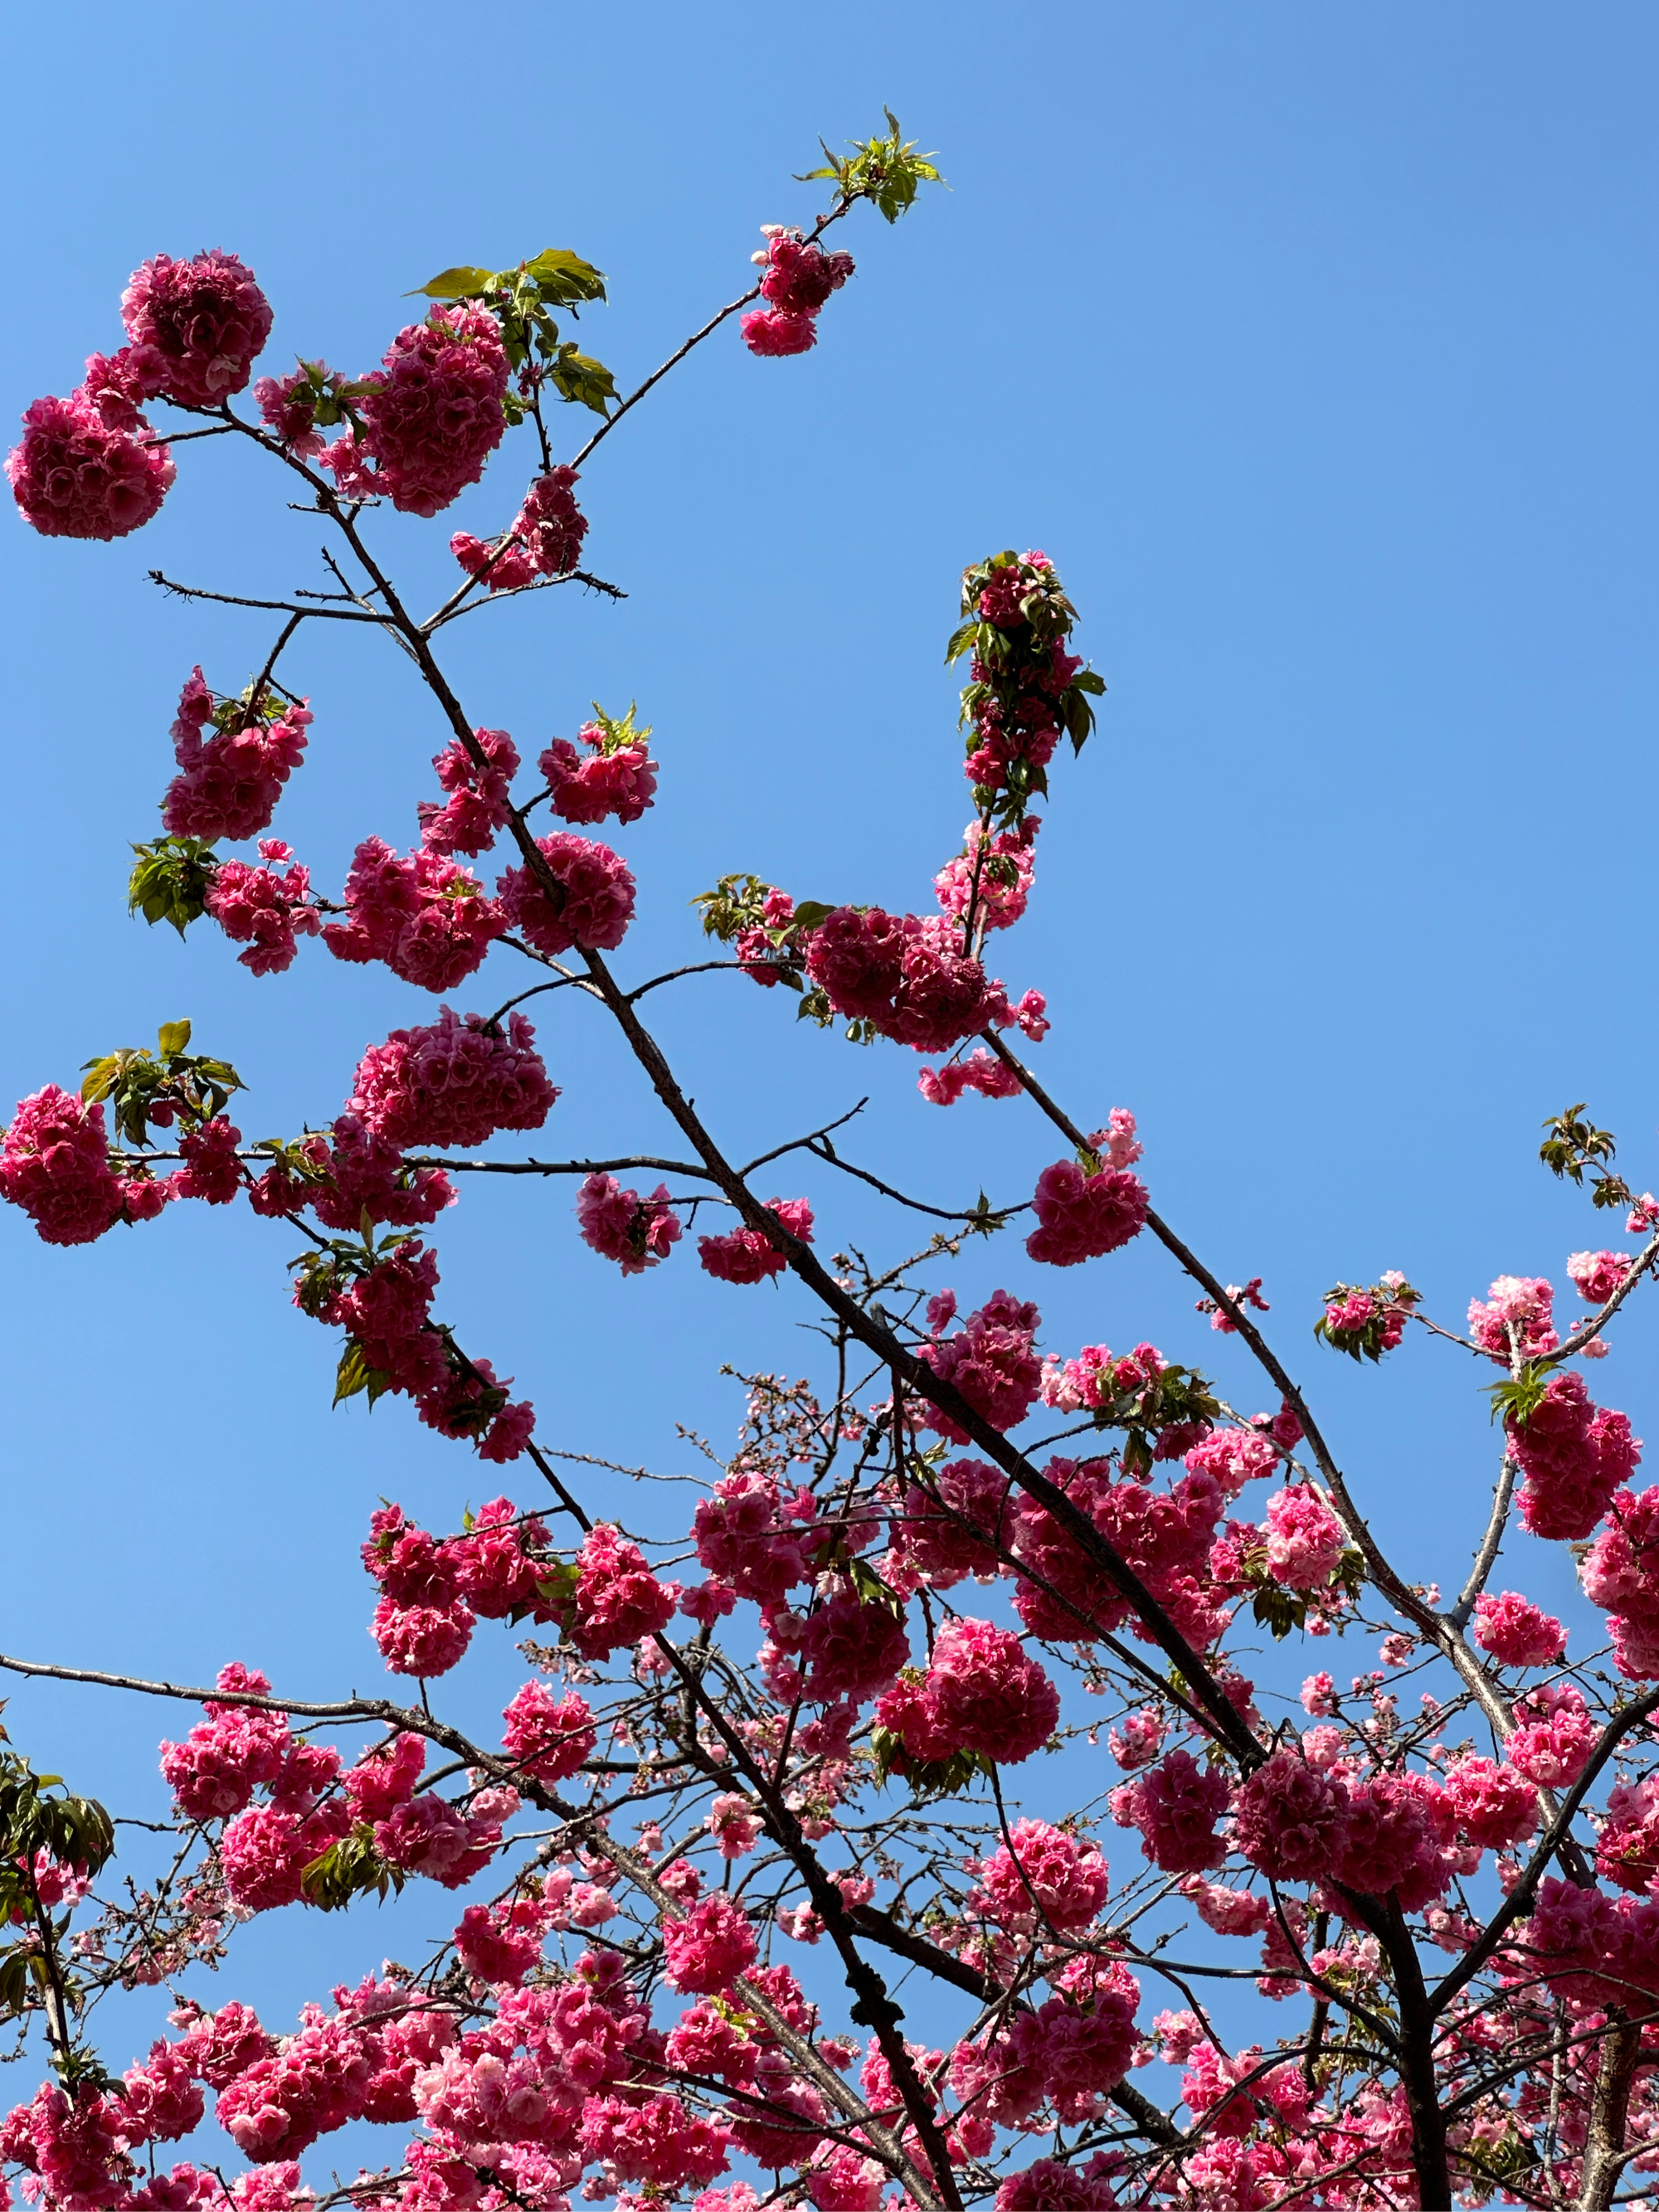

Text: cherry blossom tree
xmin=6 ymin=113 xmax=1659 ymax=2212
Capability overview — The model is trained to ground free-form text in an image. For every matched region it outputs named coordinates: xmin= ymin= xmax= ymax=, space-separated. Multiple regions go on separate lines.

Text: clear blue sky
xmin=2 ymin=0 xmax=1657 ymax=2111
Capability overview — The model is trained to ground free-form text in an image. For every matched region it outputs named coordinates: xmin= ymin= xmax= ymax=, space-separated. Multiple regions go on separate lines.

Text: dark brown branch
xmin=148 ymin=571 xmax=387 ymax=624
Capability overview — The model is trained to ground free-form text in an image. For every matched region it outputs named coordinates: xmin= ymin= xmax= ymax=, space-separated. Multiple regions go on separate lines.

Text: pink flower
xmin=416 ymin=727 xmax=520 ymax=857
xmin=295 ymin=1112 xmax=453 ymax=1232
xmin=1443 ymin=1755 xmax=1537 ymax=1850
xmin=662 ymin=1894 xmax=757 ymax=1994
xmin=155 ymin=1662 xmax=293 ymax=1821
xmin=496 ymin=832 xmax=636 ymax=955
xmin=1024 ymin=1156 xmax=1149 ymax=1267
xmin=7 ymin=391 xmax=174 ymax=539
xmin=163 ymin=678 xmax=312 ymax=844
xmin=254 ymin=363 xmax=339 ymax=455
xmin=119 ymin=251 xmax=272 ymax=406
xmin=916 ymin=1288 xmax=1043 ymax=1441
xmin=1183 ymin=1877 xmax=1271 ymax=1937
xmin=1510 ymin=1370 xmax=1641 ymax=1540
xmin=698 ymin=1198 xmax=813 ymax=1282
xmin=322 ymin=837 xmax=504 ymax=992
xmin=1472 ymin=1589 xmax=1564 ymax=1667
xmin=450 ymin=1495 xmax=550 ymax=1616
xmin=969 ymin=1819 xmax=1109 ymax=1931
xmin=1112 ymin=1748 xmax=1228 ymax=1874
xmin=1183 ymin=1427 xmax=1278 ymax=1500
xmin=994 ymin=2156 xmax=1120 ymax=2212
xmin=0 ymin=1086 xmax=128 ymax=1246
xmin=220 ymin=1805 xmax=343 ymax=1913
xmin=917 ymin=1617 xmax=1058 ymax=1763
xmin=452 ymin=466 xmax=588 ymax=593
xmin=692 ymin=1471 xmax=816 ymax=1604
xmin=1507 ymin=1683 xmax=1596 ymax=1789
xmin=1231 ymin=1750 xmax=1352 ymax=1883
xmin=500 ymin=1681 xmax=596 ymax=1782
xmin=122 ymin=2044 xmax=206 ymax=2145
xmin=1261 ymin=1485 xmax=1345 ymax=1589
xmin=0 ymin=2081 xmax=135 ymax=2210
xmin=369 ymin=1593 xmax=473 ymax=1679
xmin=1581 ymin=1486 xmax=1659 ymax=1676
xmin=205 ymin=849 xmax=319 ymax=975
xmin=741 ymin=308 xmax=818 ymax=356
xmin=562 ymin=1523 xmax=677 ymax=1660
xmin=895 ymin=1456 xmax=1012 ymax=1586
xmin=804 ymin=907 xmax=995 ymax=1053
xmin=541 ymin=727 xmax=658 ymax=828
xmin=582 ymin=2093 xmax=731 ymax=2189
xmin=1331 ymin=1775 xmax=1446 ymax=1903
xmin=706 ymin=1791 xmax=764 ymax=1860
xmin=934 ymin=819 xmax=1039 ymax=933
xmin=455 ymin=1898 xmax=551 ymax=1987
xmin=216 ymin=2017 xmax=372 ymax=2159
xmin=1569 ymin=1248 xmax=1634 ymax=1306
xmin=173 ymin=1999 xmax=275 ymax=2090
xmin=757 ymin=231 xmax=855 ymax=315
xmin=173 ymin=1118 xmax=243 ymax=1204
xmin=1108 ymin=1707 xmax=1167 ymax=1768
xmin=1299 ymin=1670 xmax=1337 ymax=1717
xmin=1467 ymin=1274 xmax=1559 ymax=1360
xmin=1597 ymin=1774 xmax=1659 ymax=1893
xmin=917 ymin=1048 xmax=1023 ymax=1105
xmin=577 ymin=1171 xmax=681 ymax=1274
xmin=349 ymin=1006 xmax=557 ymax=1151
xmin=797 ymin=1589 xmax=911 ymax=1705
xmin=327 ymin=304 xmax=508 ymax=516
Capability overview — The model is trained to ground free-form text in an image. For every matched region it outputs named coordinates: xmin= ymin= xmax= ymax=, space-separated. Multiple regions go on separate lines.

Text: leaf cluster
xmin=1486 ymin=1359 xmax=1561 ymax=1432
xmin=584 ymin=700 xmax=651 ymax=757
xmin=1243 ymin=1546 xmax=1367 ymax=1640
xmin=300 ymin=1823 xmax=406 ymax=1911
xmin=1314 ymin=1278 xmax=1422 ymax=1364
xmin=1540 ymin=1102 xmax=1632 ymax=1213
xmin=691 ymin=875 xmax=834 ymax=1004
xmin=871 ymin=1711 xmax=990 ymax=1801
xmin=1085 ymin=1362 xmax=1224 ymax=1477
xmin=410 ymin=250 xmax=615 ymax=419
xmin=800 ymin=110 xmax=943 ymax=223
xmin=129 ymin=835 xmax=218 ymax=936
xmin=0 ymin=1750 xmax=114 ymax=2071
xmin=81 ymin=1019 xmax=242 ymax=1147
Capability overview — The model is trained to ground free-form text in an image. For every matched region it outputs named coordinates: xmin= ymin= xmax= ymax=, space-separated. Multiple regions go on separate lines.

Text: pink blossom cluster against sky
xmin=1 ymin=0 xmax=1656 ymax=2165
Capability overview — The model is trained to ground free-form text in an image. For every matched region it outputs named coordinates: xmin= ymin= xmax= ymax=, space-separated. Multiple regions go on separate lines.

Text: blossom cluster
xmin=741 ymin=228 xmax=855 ymax=356
xmin=7 ymin=250 xmax=272 ymax=541
xmin=452 ymin=465 xmax=588 ymax=592
xmin=319 ymin=304 xmax=509 ymax=516
xmin=163 ymin=668 xmax=313 ymax=844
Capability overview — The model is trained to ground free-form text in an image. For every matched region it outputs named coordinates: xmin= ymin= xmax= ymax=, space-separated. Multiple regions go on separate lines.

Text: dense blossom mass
xmin=162 ymin=669 xmax=313 ymax=843
xmin=349 ymin=1008 xmax=557 ymax=1151
xmin=12 ymin=173 xmax=1659 ymax=2212
xmin=320 ymin=305 xmax=509 ymax=516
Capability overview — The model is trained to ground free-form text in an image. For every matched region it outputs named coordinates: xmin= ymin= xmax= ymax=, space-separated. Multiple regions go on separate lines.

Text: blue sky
xmin=2 ymin=0 xmax=1657 ymax=2127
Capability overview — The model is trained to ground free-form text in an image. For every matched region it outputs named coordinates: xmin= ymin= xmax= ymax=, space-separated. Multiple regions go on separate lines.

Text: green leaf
xmin=129 ymin=837 xmax=218 ymax=936
xmin=846 ymin=1558 xmax=903 ymax=1616
xmin=547 ymin=345 xmax=618 ymax=418
xmin=407 ymin=265 xmax=498 ymax=300
xmin=157 ymin=1020 xmax=192 ymax=1059
xmin=333 ymin=1343 xmax=392 ymax=1409
xmin=523 ymin=248 xmax=608 ymax=305
xmin=788 ymin=901 xmax=834 ymax=932
xmin=300 ymin=1826 xmax=405 ymax=1911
